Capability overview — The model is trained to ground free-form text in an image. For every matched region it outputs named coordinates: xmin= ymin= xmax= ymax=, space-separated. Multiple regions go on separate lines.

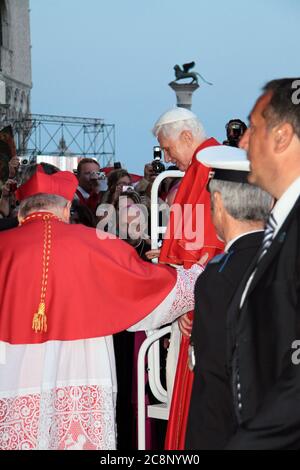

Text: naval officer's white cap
xmin=197 ymin=145 xmax=250 ymax=184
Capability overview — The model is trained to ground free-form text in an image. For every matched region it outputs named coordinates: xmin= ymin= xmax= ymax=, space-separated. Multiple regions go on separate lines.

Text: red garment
xmin=75 ymin=189 xmax=101 ymax=213
xmin=159 ymin=138 xmax=223 ymax=268
xmin=163 ymin=139 xmax=224 ymax=450
xmin=0 ymin=214 xmax=176 ymax=344
xmin=17 ymin=167 xmax=78 ymax=201
xmin=165 ymin=314 xmax=194 ymax=450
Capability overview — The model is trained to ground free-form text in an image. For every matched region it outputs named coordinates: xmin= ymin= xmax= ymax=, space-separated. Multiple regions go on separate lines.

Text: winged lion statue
xmin=172 ymin=62 xmax=213 ymax=85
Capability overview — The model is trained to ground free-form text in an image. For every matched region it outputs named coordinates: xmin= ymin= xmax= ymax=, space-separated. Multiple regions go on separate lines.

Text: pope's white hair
xmin=152 ymin=108 xmax=206 ymax=142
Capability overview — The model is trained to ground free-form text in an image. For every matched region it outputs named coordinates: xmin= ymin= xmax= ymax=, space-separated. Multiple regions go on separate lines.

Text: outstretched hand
xmin=145 ymin=249 xmax=161 ymax=261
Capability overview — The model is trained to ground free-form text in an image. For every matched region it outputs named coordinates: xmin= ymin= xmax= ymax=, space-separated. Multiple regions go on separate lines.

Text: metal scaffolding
xmin=3 ymin=113 xmax=115 ymax=167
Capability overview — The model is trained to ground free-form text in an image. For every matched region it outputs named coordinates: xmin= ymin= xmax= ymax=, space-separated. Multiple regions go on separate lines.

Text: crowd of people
xmin=0 ymin=76 xmax=300 ymax=450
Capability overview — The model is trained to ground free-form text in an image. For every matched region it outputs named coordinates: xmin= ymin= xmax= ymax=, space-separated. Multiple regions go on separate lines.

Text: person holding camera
xmin=74 ymin=158 xmax=105 ymax=213
xmin=0 ymin=162 xmax=60 ymax=232
xmin=0 ymin=157 xmax=20 ymax=219
xmin=8 ymin=155 xmax=20 ymax=179
xmin=0 ymin=179 xmax=19 ymax=231
xmin=133 ymin=163 xmax=157 ymax=208
xmin=0 ymin=179 xmax=16 ymax=218
xmin=101 ymin=168 xmax=132 ymax=205
xmin=223 ymin=119 xmax=247 ymax=148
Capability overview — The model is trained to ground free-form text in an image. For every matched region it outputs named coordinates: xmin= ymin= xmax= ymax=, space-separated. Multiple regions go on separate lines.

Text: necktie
xmin=240 ymin=213 xmax=277 ymax=308
xmin=257 ymin=213 xmax=277 ymax=263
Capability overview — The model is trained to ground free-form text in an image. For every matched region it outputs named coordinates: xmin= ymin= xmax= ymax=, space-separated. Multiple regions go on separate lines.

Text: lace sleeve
xmin=169 ymin=264 xmax=204 ymax=319
xmin=128 ymin=264 xmax=203 ymax=331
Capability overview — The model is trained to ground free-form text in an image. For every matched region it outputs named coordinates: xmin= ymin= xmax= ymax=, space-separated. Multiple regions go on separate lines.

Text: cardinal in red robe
xmin=0 ymin=165 xmax=201 ymax=450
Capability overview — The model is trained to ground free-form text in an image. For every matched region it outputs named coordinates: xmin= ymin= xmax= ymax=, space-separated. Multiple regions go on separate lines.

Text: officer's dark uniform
xmin=185 ymin=231 xmax=263 ymax=450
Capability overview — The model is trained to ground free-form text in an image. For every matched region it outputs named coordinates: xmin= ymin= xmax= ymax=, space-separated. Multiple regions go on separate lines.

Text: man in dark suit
xmin=185 ymin=145 xmax=272 ymax=449
xmin=225 ymin=78 xmax=300 ymax=449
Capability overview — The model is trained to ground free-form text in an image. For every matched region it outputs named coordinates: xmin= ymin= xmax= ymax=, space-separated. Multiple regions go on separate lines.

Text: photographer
xmin=0 ymin=162 xmax=59 ymax=232
xmin=134 ymin=163 xmax=159 ymax=207
xmin=8 ymin=156 xmax=20 ymax=179
xmin=101 ymin=168 xmax=132 ymax=205
xmin=0 ymin=179 xmax=18 ymax=231
xmin=0 ymin=179 xmax=16 ymax=218
xmin=74 ymin=158 xmax=105 ymax=213
xmin=223 ymin=119 xmax=247 ymax=147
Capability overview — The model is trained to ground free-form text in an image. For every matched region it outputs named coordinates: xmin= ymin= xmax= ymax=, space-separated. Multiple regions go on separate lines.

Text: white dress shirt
xmin=240 ymin=175 xmax=300 ymax=308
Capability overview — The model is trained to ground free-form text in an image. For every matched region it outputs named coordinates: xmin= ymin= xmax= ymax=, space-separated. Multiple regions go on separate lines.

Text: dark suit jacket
xmin=226 ymin=196 xmax=300 ymax=449
xmin=185 ymin=231 xmax=264 ymax=450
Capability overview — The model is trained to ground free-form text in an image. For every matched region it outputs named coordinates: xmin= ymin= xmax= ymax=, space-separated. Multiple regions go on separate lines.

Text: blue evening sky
xmin=30 ymin=0 xmax=299 ymax=174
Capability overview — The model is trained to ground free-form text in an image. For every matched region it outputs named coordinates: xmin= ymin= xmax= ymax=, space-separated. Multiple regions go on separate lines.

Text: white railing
xmin=137 ymin=326 xmax=171 ymax=450
xmin=137 ymin=170 xmax=184 ymax=450
xmin=150 ymin=170 xmax=184 ymax=252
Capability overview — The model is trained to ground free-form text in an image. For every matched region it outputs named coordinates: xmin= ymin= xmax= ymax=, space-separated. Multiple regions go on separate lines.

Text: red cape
xmin=0 ymin=216 xmax=176 ymax=344
xmin=161 ymin=139 xmax=225 ymax=449
xmin=159 ymin=138 xmax=224 ymax=268
xmin=165 ymin=331 xmax=193 ymax=450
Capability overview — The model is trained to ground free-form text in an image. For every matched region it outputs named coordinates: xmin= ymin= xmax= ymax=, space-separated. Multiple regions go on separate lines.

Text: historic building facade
xmin=0 ymin=0 xmax=32 ymax=120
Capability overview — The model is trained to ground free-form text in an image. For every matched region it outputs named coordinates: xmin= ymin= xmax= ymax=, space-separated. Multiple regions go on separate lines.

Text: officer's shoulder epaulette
xmin=208 ymin=250 xmax=235 ymax=272
xmin=208 ymin=253 xmax=227 ymax=265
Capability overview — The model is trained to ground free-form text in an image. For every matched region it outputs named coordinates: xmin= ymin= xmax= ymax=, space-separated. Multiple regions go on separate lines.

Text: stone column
xmin=168 ymin=82 xmax=199 ymax=110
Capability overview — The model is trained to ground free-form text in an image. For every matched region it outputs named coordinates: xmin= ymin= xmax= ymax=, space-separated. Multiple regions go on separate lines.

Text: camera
xmin=20 ymin=157 xmax=30 ymax=166
xmin=90 ymin=171 xmax=106 ymax=179
xmin=122 ymin=185 xmax=135 ymax=192
xmin=90 ymin=171 xmax=108 ymax=191
xmin=152 ymin=146 xmax=165 ymax=174
xmin=224 ymin=119 xmax=247 ymax=148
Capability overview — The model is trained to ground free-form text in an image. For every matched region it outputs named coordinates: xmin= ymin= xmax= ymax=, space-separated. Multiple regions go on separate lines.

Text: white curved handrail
xmin=150 ymin=170 xmax=184 ymax=253
xmin=137 ymin=170 xmax=185 ymax=450
xmin=137 ymin=325 xmax=172 ymax=450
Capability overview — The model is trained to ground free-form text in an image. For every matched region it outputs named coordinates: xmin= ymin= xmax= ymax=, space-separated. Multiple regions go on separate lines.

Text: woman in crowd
xmin=101 ymin=169 xmax=132 ymax=204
